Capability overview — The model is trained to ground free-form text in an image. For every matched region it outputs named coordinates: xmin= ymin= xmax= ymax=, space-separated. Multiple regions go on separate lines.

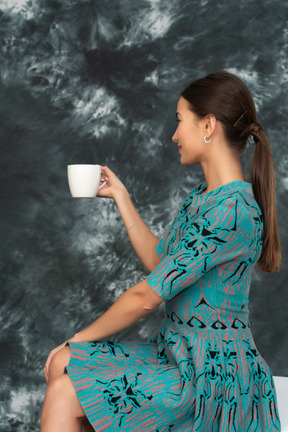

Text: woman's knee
xmin=45 ymin=375 xmax=85 ymax=418
xmin=48 ymin=346 xmax=71 ymax=382
xmin=46 ymin=374 xmax=72 ymax=400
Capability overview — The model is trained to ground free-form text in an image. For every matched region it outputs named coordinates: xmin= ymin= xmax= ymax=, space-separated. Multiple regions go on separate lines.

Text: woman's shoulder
xmin=178 ymin=181 xmax=261 ymax=232
xmin=184 ymin=181 xmax=261 ymax=216
xmin=180 ymin=181 xmax=206 ymax=212
xmin=186 ymin=181 xmax=263 ymax=237
xmin=211 ymin=183 xmax=262 ymax=221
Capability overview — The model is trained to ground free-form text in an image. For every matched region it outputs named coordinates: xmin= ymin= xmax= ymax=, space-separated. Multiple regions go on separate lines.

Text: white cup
xmin=67 ymin=164 xmax=104 ymax=198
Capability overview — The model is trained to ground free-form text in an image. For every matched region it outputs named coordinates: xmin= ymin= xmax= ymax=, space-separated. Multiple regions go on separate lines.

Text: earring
xmin=204 ymin=136 xmax=211 ymax=143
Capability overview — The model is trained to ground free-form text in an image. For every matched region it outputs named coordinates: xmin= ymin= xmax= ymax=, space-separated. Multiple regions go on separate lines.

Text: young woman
xmin=40 ymin=71 xmax=282 ymax=432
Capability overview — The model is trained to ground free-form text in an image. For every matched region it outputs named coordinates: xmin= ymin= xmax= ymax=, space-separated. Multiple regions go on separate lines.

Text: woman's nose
xmin=172 ymin=130 xmax=178 ymax=142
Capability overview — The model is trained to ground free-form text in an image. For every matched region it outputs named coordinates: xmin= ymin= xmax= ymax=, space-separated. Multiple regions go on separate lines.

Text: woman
xmin=40 ymin=71 xmax=281 ymax=432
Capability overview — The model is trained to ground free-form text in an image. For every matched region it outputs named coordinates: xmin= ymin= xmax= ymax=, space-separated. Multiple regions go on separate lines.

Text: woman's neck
xmin=200 ymin=150 xmax=245 ymax=194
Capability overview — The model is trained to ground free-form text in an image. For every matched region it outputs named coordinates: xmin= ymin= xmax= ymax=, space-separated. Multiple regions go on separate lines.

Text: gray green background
xmin=0 ymin=0 xmax=287 ymax=430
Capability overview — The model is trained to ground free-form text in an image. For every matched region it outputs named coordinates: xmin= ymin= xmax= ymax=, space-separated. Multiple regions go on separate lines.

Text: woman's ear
xmin=202 ymin=114 xmax=216 ymax=138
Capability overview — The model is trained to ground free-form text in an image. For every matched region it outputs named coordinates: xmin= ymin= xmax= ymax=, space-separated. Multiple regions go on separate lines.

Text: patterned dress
xmin=65 ymin=180 xmax=281 ymax=432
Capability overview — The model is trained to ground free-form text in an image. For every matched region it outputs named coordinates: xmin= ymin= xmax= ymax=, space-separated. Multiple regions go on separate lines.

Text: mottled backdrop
xmin=0 ymin=0 xmax=287 ymax=430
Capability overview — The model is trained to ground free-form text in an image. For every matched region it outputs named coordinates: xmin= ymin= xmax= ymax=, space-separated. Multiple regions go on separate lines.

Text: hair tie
xmin=240 ymin=122 xmax=262 ymax=140
xmin=250 ymin=122 xmax=263 ymax=135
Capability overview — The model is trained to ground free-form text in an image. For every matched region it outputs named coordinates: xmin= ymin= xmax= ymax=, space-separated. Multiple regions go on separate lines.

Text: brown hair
xmin=181 ymin=71 xmax=281 ymax=273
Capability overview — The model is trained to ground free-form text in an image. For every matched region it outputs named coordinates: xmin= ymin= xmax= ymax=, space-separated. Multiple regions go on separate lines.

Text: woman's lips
xmin=178 ymin=146 xmax=182 ymax=153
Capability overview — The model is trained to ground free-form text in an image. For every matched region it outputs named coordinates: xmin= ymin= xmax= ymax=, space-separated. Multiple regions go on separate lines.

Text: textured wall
xmin=0 ymin=0 xmax=287 ymax=430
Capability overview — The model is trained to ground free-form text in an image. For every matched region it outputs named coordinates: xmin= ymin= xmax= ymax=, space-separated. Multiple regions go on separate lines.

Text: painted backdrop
xmin=0 ymin=0 xmax=287 ymax=430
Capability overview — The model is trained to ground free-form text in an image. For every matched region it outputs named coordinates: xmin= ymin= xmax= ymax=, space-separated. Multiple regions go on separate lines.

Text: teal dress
xmin=66 ymin=180 xmax=280 ymax=432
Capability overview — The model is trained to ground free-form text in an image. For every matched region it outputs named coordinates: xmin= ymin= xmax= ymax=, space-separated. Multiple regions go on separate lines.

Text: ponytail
xmin=248 ymin=125 xmax=281 ymax=272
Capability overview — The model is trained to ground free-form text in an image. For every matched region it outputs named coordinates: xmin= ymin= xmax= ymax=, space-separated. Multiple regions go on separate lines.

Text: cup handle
xmin=98 ymin=171 xmax=107 ymax=190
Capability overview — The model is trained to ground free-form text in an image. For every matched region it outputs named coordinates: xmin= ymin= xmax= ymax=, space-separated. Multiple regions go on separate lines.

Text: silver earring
xmin=204 ymin=136 xmax=211 ymax=143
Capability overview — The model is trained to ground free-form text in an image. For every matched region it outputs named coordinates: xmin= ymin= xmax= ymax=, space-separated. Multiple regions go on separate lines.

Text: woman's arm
xmin=70 ymin=280 xmax=164 ymax=343
xmin=43 ymin=280 xmax=164 ymax=380
xmin=98 ymin=166 xmax=161 ymax=272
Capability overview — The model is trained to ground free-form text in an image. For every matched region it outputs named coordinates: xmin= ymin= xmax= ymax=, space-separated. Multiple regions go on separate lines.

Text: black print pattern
xmin=166 ymin=310 xmax=249 ymax=331
xmin=96 ymin=373 xmax=153 ymax=427
xmin=89 ymin=341 xmax=130 ymax=358
xmin=244 ymin=340 xmax=280 ymax=431
xmin=162 ymin=194 xmax=263 ymax=285
xmin=193 ymin=342 xmax=239 ymax=432
xmin=156 ymin=425 xmax=175 ymax=432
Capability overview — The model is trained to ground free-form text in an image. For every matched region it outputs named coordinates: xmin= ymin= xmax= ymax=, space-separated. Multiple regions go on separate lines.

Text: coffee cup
xmin=67 ymin=164 xmax=105 ymax=198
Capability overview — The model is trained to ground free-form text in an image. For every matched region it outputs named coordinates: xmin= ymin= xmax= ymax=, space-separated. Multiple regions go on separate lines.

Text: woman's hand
xmin=43 ymin=341 xmax=68 ymax=384
xmin=97 ymin=166 xmax=128 ymax=201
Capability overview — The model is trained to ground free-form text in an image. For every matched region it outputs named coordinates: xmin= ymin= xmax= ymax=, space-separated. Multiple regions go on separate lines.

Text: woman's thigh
xmin=49 ymin=346 xmax=71 ymax=383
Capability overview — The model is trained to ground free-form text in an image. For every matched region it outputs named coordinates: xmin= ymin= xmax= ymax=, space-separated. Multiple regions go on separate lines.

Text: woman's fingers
xmin=43 ymin=365 xmax=49 ymax=384
xmin=100 ymin=165 xmax=114 ymax=176
xmin=96 ymin=169 xmax=111 ymax=197
xmin=98 ymin=172 xmax=109 ymax=190
xmin=100 ymin=166 xmax=113 ymax=182
xmin=97 ymin=165 xmax=123 ymax=198
xmin=43 ymin=353 xmax=55 ymax=382
xmin=43 ymin=342 xmax=67 ymax=384
xmin=43 ymin=351 xmax=54 ymax=383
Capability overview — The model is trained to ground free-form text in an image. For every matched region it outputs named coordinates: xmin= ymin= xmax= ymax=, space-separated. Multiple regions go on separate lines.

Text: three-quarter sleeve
xmin=146 ymin=198 xmax=260 ymax=300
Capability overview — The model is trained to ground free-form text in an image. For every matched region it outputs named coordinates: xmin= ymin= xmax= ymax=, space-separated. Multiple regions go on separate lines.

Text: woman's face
xmin=172 ymin=97 xmax=206 ymax=165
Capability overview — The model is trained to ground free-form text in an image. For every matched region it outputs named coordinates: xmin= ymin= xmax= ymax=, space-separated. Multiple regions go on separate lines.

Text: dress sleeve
xmin=146 ymin=197 xmax=260 ymax=300
xmin=154 ymin=238 xmax=166 ymax=261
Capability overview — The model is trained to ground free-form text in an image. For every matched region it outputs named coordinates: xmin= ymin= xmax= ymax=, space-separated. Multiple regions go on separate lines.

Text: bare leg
xmin=40 ymin=374 xmax=86 ymax=432
xmin=45 ymin=346 xmax=94 ymax=431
